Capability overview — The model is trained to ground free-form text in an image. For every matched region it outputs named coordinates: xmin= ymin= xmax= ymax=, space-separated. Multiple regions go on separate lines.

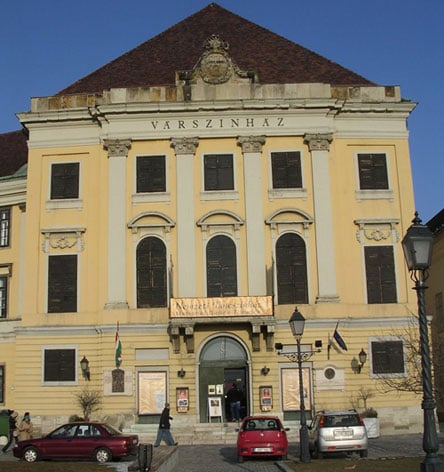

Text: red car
xmin=13 ymin=422 xmax=139 ymax=463
xmin=236 ymin=415 xmax=289 ymax=463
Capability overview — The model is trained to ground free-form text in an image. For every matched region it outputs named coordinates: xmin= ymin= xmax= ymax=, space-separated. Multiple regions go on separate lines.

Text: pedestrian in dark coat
xmin=153 ymin=403 xmax=178 ymax=446
xmin=2 ymin=410 xmax=18 ymax=453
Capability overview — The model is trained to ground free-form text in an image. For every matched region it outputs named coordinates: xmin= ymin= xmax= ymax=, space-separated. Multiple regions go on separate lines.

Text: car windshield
xmin=324 ymin=414 xmax=360 ymax=427
xmin=244 ymin=419 xmax=280 ymax=431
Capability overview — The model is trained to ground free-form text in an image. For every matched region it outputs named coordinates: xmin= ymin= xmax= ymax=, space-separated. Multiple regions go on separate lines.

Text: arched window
xmin=136 ymin=237 xmax=167 ymax=307
xmin=206 ymin=235 xmax=237 ymax=297
xmin=276 ymin=233 xmax=308 ymax=304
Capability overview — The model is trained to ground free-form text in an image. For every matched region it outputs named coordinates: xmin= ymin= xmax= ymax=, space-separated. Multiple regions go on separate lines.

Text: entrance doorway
xmin=199 ymin=336 xmax=249 ymax=423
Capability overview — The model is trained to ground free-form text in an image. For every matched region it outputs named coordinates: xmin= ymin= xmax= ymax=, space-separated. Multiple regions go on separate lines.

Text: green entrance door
xmin=199 ymin=336 xmax=249 ymax=423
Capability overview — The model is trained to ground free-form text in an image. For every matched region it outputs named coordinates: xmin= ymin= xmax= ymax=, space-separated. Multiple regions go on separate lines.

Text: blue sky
xmin=1 ymin=0 xmax=442 ymax=221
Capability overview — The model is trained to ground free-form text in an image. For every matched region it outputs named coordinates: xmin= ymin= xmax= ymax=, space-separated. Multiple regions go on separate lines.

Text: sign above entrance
xmin=170 ymin=296 xmax=273 ymax=318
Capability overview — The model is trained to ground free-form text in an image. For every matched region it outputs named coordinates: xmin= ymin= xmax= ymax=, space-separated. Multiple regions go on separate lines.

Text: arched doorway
xmin=199 ymin=336 xmax=249 ymax=423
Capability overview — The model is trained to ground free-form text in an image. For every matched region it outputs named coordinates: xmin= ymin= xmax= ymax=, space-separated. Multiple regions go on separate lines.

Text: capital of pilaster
xmin=237 ymin=135 xmax=266 ymax=153
xmin=304 ymin=133 xmax=333 ymax=152
xmin=103 ymin=139 xmax=131 ymax=158
xmin=170 ymin=137 xmax=199 ymax=155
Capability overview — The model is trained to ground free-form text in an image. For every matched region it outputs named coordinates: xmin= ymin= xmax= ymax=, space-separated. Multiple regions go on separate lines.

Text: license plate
xmin=334 ymin=430 xmax=353 ymax=439
xmin=253 ymin=447 xmax=272 ymax=453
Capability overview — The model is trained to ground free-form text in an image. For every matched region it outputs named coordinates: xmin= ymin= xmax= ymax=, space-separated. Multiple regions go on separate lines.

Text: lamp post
xmin=289 ymin=308 xmax=311 ymax=463
xmin=402 ymin=212 xmax=442 ymax=472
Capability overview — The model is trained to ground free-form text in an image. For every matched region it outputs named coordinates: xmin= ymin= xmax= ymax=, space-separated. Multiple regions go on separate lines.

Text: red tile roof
xmin=1 ymin=3 xmax=376 ymax=179
xmin=58 ymin=3 xmax=374 ymax=95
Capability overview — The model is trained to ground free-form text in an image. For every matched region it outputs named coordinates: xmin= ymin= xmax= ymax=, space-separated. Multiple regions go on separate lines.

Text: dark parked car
xmin=308 ymin=410 xmax=368 ymax=458
xmin=13 ymin=421 xmax=139 ymax=463
xmin=236 ymin=415 xmax=289 ymax=463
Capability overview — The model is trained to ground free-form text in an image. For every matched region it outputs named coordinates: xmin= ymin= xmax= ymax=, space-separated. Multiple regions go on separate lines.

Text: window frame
xmin=206 ymin=234 xmax=238 ymax=298
xmin=0 ymin=207 xmax=11 ymax=248
xmin=42 ymin=346 xmax=78 ymax=385
xmin=47 ymin=162 xmax=82 ymax=210
xmin=355 ymin=151 xmax=393 ymax=200
xmin=132 ymin=153 xmax=170 ymax=198
xmin=47 ymin=254 xmax=78 ymax=313
xmin=369 ymin=337 xmax=406 ymax=378
xmin=201 ymin=153 xmax=238 ymax=201
xmin=364 ymin=245 xmax=397 ymax=304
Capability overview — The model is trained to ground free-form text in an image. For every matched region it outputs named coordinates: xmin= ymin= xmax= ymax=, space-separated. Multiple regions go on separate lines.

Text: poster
xmin=208 ymin=397 xmax=222 ymax=418
xmin=138 ymin=371 xmax=166 ymax=414
xmin=260 ymin=385 xmax=273 ymax=411
xmin=176 ymin=387 xmax=189 ymax=412
xmin=281 ymin=368 xmax=311 ymax=411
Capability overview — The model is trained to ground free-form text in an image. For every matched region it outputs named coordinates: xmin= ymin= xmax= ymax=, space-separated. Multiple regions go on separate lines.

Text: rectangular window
xmin=204 ymin=154 xmax=234 ymax=191
xmin=0 ymin=276 xmax=7 ymax=318
xmin=358 ymin=153 xmax=389 ymax=190
xmin=44 ymin=348 xmax=76 ymax=382
xmin=0 ymin=208 xmax=10 ymax=247
xmin=271 ymin=151 xmax=302 ymax=189
xmin=48 ymin=255 xmax=77 ymax=313
xmin=0 ymin=365 xmax=4 ymax=403
xmin=364 ymin=246 xmax=397 ymax=303
xmin=371 ymin=340 xmax=405 ymax=375
xmin=136 ymin=156 xmax=166 ymax=193
xmin=50 ymin=163 xmax=80 ymax=199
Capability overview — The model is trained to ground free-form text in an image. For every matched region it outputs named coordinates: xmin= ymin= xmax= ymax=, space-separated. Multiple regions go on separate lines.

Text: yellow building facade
xmin=0 ymin=4 xmax=424 ymax=439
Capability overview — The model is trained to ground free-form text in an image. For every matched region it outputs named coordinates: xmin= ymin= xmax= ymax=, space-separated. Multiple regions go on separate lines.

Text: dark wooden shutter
xmin=136 ymin=156 xmax=166 ymax=193
xmin=44 ymin=349 xmax=76 ymax=381
xmin=137 ymin=237 xmax=167 ymax=307
xmin=204 ymin=154 xmax=234 ymax=191
xmin=276 ymin=233 xmax=308 ymax=304
xmin=358 ymin=154 xmax=388 ymax=190
xmin=371 ymin=340 xmax=404 ymax=374
xmin=365 ymin=246 xmax=397 ymax=303
xmin=51 ymin=163 xmax=79 ymax=199
xmin=271 ymin=152 xmax=302 ymax=189
xmin=48 ymin=255 xmax=77 ymax=313
xmin=206 ymin=235 xmax=237 ymax=297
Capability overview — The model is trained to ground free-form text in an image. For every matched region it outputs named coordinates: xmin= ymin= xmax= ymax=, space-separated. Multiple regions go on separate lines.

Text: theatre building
xmin=0 ymin=4 xmax=424 ymax=439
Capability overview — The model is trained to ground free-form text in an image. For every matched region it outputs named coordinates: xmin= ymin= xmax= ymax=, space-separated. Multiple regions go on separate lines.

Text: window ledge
xmin=355 ymin=190 xmax=393 ymax=201
xmin=132 ymin=193 xmax=171 ymax=204
xmin=46 ymin=199 xmax=83 ymax=210
xmin=200 ymin=190 xmax=239 ymax=201
xmin=268 ymin=188 xmax=307 ymax=200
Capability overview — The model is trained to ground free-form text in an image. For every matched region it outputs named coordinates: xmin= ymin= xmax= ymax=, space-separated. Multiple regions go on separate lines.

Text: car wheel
xmin=23 ymin=446 xmax=40 ymax=463
xmin=95 ymin=447 xmax=112 ymax=463
xmin=237 ymin=454 xmax=244 ymax=463
xmin=359 ymin=449 xmax=368 ymax=458
xmin=281 ymin=454 xmax=287 ymax=460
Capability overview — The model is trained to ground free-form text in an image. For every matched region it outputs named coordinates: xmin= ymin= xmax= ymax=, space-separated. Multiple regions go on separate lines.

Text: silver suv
xmin=308 ymin=410 xmax=368 ymax=458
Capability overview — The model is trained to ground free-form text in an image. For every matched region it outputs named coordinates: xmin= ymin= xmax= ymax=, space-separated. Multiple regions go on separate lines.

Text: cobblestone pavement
xmin=2 ymin=433 xmax=444 ymax=471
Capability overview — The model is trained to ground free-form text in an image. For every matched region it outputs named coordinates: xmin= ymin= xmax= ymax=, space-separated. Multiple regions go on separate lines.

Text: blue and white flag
xmin=333 ymin=321 xmax=348 ymax=351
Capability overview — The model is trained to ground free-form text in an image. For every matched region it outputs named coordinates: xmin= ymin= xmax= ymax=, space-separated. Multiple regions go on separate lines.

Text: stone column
xmin=237 ymin=136 xmax=267 ymax=296
xmin=103 ymin=139 xmax=131 ymax=309
xmin=171 ymin=137 xmax=199 ymax=297
xmin=304 ymin=133 xmax=339 ymax=303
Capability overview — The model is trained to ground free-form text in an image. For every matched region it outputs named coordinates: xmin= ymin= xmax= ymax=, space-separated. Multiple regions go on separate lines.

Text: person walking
xmin=18 ymin=412 xmax=33 ymax=441
xmin=153 ymin=403 xmax=178 ymax=447
xmin=2 ymin=410 xmax=18 ymax=453
xmin=227 ymin=383 xmax=243 ymax=422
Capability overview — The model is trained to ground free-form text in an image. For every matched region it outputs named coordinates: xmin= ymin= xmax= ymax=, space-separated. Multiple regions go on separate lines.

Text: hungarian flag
xmin=115 ymin=322 xmax=122 ymax=368
xmin=333 ymin=321 xmax=348 ymax=351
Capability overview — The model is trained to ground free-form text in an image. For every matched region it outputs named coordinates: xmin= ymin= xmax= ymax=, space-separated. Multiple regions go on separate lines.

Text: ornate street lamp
xmin=289 ymin=308 xmax=311 ymax=462
xmin=402 ymin=212 xmax=442 ymax=472
xmin=80 ymin=355 xmax=90 ymax=381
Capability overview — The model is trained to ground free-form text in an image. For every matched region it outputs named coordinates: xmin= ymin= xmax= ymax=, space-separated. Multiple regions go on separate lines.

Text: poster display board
xmin=176 ymin=387 xmax=189 ymax=412
xmin=208 ymin=396 xmax=223 ymax=421
xmin=281 ymin=368 xmax=311 ymax=411
xmin=260 ymin=385 xmax=273 ymax=411
xmin=138 ymin=371 xmax=166 ymax=415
